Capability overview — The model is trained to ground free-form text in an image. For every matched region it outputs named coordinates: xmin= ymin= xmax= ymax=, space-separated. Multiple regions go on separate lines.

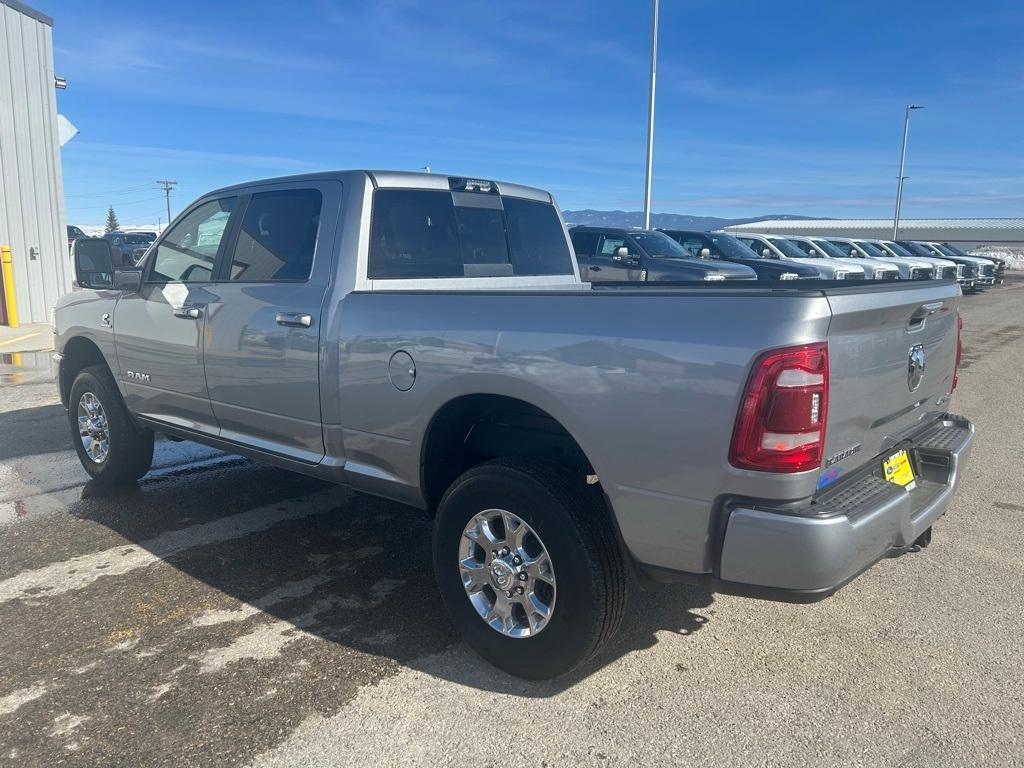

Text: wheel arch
xmin=419 ymin=393 xmax=599 ymax=514
xmin=59 ymin=335 xmax=114 ymax=406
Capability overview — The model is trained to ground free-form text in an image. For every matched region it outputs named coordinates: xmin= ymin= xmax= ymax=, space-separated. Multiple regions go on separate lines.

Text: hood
xmin=661 ymin=256 xmax=756 ymax=278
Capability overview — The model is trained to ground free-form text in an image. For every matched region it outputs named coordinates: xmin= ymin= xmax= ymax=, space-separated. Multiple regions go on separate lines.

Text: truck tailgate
xmin=820 ymin=281 xmax=961 ymax=484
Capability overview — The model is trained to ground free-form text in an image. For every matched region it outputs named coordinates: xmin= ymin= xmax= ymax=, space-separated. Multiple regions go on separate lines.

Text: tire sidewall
xmin=433 ymin=464 xmax=605 ymax=679
xmin=69 ymin=370 xmax=114 ymax=478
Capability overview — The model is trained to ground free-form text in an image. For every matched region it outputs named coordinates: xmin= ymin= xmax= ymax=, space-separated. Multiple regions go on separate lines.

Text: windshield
xmin=124 ymin=234 xmax=152 ymax=245
xmin=855 ymin=241 xmax=887 ymax=258
xmin=813 ymin=239 xmax=851 ymax=259
xmin=826 ymin=240 xmax=860 ymax=258
xmin=882 ymin=241 xmax=914 ymax=257
xmin=899 ymin=241 xmax=934 ymax=258
xmin=765 ymin=237 xmax=809 ymax=259
xmin=708 ymin=233 xmax=758 ymax=259
xmin=934 ymin=243 xmax=962 ymax=258
xmin=631 ymin=231 xmax=691 ymax=258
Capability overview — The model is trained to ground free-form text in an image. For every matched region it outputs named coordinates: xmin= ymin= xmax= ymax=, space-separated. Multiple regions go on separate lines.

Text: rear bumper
xmin=711 ymin=414 xmax=974 ymax=601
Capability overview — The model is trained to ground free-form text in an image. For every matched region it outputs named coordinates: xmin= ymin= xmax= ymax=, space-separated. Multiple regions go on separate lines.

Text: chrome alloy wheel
xmin=459 ymin=508 xmax=556 ymax=638
xmin=77 ymin=392 xmax=110 ymax=464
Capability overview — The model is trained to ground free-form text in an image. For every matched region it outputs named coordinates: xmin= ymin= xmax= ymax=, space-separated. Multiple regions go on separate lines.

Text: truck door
xmin=113 ymin=197 xmax=239 ymax=436
xmin=587 ymin=234 xmax=634 ymax=281
xmin=201 ymin=181 xmax=341 ymax=464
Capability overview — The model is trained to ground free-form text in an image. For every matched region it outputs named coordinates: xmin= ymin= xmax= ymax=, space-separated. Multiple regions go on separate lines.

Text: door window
xmin=677 ymin=236 xmax=709 ymax=258
xmin=149 ymin=198 xmax=236 ymax=283
xmin=226 ymin=189 xmax=323 ymax=281
xmin=597 ymin=235 xmax=627 ymax=256
xmin=570 ymin=231 xmax=599 ymax=257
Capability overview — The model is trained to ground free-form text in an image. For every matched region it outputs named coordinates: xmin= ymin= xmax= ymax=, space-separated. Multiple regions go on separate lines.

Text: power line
xmin=65 ymin=196 xmax=165 ymax=212
xmin=157 ymin=180 xmax=177 ymax=225
xmin=65 ymin=183 xmax=155 ymax=199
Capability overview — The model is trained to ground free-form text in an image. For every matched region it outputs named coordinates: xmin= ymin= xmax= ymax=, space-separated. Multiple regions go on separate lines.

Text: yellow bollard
xmin=1 ymin=245 xmax=18 ymax=328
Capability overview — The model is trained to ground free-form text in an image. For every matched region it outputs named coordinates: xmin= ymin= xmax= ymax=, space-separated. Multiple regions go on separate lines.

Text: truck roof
xmin=204 ymin=170 xmax=552 ymax=204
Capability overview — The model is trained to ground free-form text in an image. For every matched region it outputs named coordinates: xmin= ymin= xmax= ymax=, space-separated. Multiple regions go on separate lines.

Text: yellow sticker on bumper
xmin=883 ymin=449 xmax=916 ymax=491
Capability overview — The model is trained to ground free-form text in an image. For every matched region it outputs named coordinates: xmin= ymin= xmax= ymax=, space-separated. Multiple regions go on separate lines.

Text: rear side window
xmin=150 ymin=198 xmax=236 ymax=283
xmin=570 ymin=231 xmax=599 ymax=257
xmin=368 ymin=189 xmax=573 ymax=279
xmin=226 ymin=189 xmax=322 ymax=281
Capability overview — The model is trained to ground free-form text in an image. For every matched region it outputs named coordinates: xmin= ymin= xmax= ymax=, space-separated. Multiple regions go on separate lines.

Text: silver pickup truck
xmin=55 ymin=170 xmax=974 ymax=679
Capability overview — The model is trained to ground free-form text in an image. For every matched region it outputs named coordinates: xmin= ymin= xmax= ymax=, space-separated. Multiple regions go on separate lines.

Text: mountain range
xmin=561 ymin=210 xmax=825 ymax=231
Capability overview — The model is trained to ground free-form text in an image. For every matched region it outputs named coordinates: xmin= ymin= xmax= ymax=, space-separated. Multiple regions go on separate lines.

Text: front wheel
xmin=433 ymin=458 xmax=626 ymax=679
xmin=68 ymin=365 xmax=154 ymax=487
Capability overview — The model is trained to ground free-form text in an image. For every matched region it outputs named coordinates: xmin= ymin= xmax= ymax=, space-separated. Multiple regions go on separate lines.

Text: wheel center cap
xmin=489 ymin=559 xmax=515 ymax=590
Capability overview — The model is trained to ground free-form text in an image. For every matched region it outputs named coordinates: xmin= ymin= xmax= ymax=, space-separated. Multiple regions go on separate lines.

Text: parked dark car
xmin=569 ymin=226 xmax=756 ymax=282
xmin=104 ymin=231 xmax=155 ymax=266
xmin=658 ymin=229 xmax=819 ymax=281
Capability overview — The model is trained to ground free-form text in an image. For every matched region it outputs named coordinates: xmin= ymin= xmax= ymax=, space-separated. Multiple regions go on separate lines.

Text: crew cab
xmin=55 ymin=170 xmax=974 ymax=680
xmin=569 ymin=226 xmax=756 ymax=282
xmin=657 ymin=229 xmax=819 ymax=281
xmin=732 ymin=233 xmax=867 ymax=280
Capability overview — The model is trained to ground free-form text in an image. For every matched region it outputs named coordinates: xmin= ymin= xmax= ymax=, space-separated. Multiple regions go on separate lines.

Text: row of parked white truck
xmin=568 ymin=223 xmax=1004 ymax=290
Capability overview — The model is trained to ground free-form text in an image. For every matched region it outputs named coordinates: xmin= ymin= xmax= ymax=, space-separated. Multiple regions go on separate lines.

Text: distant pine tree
xmin=105 ymin=206 xmax=120 ymax=233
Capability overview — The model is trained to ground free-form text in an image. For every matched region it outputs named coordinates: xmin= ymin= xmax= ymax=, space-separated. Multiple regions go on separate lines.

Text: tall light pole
xmin=892 ymin=104 xmax=923 ymax=240
xmin=642 ymin=0 xmax=659 ymax=229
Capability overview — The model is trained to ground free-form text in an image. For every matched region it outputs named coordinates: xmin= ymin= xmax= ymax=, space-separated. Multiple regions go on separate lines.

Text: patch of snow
xmin=970 ymin=246 xmax=1024 ymax=270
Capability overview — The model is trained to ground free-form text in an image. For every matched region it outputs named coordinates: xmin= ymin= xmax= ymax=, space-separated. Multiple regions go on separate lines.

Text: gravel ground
xmin=1 ymin=277 xmax=1022 ymax=767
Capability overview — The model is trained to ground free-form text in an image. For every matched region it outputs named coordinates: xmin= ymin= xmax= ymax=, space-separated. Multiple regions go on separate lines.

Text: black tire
xmin=433 ymin=457 xmax=627 ymax=679
xmin=68 ymin=364 xmax=154 ymax=486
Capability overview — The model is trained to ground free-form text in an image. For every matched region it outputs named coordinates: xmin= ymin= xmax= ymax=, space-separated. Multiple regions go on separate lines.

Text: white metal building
xmin=725 ymin=218 xmax=1024 ymax=249
xmin=0 ymin=0 xmax=71 ymax=324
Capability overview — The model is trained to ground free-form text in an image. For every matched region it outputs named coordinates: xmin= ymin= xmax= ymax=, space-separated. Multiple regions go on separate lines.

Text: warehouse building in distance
xmin=724 ymin=218 xmax=1024 ymax=249
xmin=0 ymin=0 xmax=71 ymax=325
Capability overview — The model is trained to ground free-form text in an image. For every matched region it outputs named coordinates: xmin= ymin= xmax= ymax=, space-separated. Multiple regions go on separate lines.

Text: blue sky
xmin=49 ymin=0 xmax=1024 ymax=225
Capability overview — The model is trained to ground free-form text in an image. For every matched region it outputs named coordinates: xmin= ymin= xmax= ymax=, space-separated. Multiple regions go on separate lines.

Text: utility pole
xmin=892 ymin=105 xmax=923 ymax=240
xmin=156 ymin=180 xmax=177 ymax=225
xmin=642 ymin=0 xmax=660 ymax=229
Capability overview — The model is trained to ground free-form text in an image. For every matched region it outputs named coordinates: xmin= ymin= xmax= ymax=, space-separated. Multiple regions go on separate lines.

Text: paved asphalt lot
xmin=1 ymin=278 xmax=1022 ymax=767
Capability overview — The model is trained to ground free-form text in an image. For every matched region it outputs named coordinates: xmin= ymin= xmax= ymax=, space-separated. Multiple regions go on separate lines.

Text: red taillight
xmin=729 ymin=342 xmax=829 ymax=473
xmin=952 ymin=314 xmax=963 ymax=392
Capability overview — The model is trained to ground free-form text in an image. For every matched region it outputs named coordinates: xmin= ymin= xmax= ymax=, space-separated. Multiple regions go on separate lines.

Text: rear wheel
xmin=433 ymin=457 xmax=626 ymax=679
xmin=68 ymin=365 xmax=154 ymax=486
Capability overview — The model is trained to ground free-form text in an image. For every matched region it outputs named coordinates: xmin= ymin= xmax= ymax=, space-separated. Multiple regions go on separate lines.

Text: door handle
xmin=589 ymin=265 xmax=602 ymax=272
xmin=275 ymin=312 xmax=312 ymax=328
xmin=173 ymin=306 xmax=201 ymax=319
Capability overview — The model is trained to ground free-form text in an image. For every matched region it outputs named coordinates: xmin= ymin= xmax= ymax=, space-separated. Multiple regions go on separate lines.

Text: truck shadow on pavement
xmin=73 ymin=457 xmax=714 ymax=698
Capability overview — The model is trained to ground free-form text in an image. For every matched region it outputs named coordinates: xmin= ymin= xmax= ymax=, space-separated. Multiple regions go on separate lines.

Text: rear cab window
xmin=368 ymin=186 xmax=574 ymax=281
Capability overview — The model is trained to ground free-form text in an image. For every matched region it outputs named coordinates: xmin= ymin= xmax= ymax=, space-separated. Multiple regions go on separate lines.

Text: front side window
xmin=226 ymin=189 xmax=322 ymax=281
xmin=767 ymin=238 xmax=808 ymax=259
xmin=812 ymin=240 xmax=850 ymax=259
xmin=827 ymin=240 xmax=858 ymax=257
xmin=598 ymin=235 xmax=628 ymax=256
xmin=855 ymin=241 xmax=887 ymax=258
xmin=149 ymin=198 xmax=236 ymax=283
xmin=675 ymin=235 xmax=710 ymax=258
xmin=368 ymin=189 xmax=573 ymax=279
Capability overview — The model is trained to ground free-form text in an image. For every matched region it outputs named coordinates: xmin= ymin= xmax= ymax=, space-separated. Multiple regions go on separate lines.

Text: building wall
xmin=724 ymin=219 xmax=1024 ymax=250
xmin=0 ymin=1 xmax=70 ymax=324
